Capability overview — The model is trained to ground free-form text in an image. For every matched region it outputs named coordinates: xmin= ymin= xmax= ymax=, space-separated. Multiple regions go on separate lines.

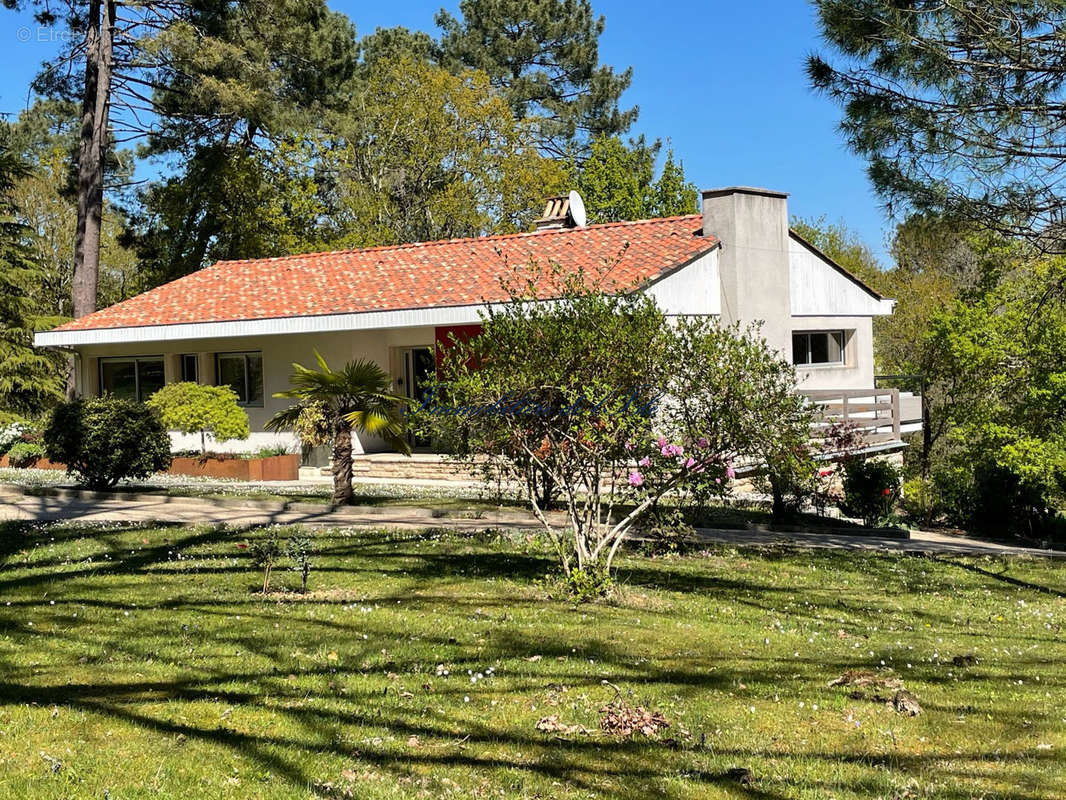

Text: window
xmin=180 ymin=354 xmax=199 ymax=383
xmin=215 ymin=352 xmax=263 ymax=406
xmin=792 ymin=331 xmax=846 ymax=366
xmin=99 ymin=357 xmax=165 ymax=402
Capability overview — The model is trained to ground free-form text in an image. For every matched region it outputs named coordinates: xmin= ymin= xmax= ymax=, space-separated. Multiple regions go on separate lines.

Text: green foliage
xmin=253 ymin=445 xmax=291 ymax=459
xmin=285 ymin=529 xmax=315 ymax=593
xmin=436 ymin=0 xmax=636 ymax=155
xmin=43 ymin=397 xmax=172 ymax=490
xmin=9 ymin=100 xmax=139 ymax=316
xmin=418 ymin=261 xmax=807 ymax=585
xmin=249 ymin=528 xmax=284 ymax=593
xmin=572 ymin=136 xmax=697 ymax=223
xmin=267 ymin=353 xmax=410 ymax=505
xmin=146 ymin=382 xmax=250 ymax=454
xmin=922 ymin=258 xmax=1066 ymax=538
xmin=899 ymin=476 xmax=940 ymax=527
xmin=809 ymin=1 xmax=1066 ymax=250
xmin=840 ymin=459 xmax=902 ymax=527
xmin=5 ymin=441 xmax=44 ymax=468
xmin=558 ymin=567 xmax=614 ymax=603
xmin=328 ymin=57 xmax=563 ymax=245
xmin=0 ymin=132 xmax=65 ymax=417
xmin=291 ymin=401 xmax=332 ymax=449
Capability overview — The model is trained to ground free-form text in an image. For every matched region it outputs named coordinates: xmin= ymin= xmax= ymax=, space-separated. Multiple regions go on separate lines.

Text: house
xmin=35 ymin=186 xmax=904 ymax=456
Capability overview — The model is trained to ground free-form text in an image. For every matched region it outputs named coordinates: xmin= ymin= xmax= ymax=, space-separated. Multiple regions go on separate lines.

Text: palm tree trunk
xmin=332 ymin=417 xmax=354 ymax=505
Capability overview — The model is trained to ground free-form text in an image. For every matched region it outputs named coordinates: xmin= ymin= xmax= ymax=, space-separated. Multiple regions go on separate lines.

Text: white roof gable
xmin=789 ymin=232 xmax=894 ymax=316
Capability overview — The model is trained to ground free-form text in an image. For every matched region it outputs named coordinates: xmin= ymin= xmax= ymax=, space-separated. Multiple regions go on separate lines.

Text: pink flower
xmin=628 ymin=470 xmax=644 ymax=487
xmin=726 ymin=466 xmax=736 ymax=480
xmin=685 ymin=457 xmax=696 ymax=468
xmin=656 ymin=436 xmax=667 ymax=448
xmin=715 ymin=477 xmax=721 ymax=484
xmin=697 ymin=437 xmax=709 ymax=449
xmin=624 ymin=439 xmax=634 ymax=451
xmin=638 ymin=456 xmax=651 ymax=467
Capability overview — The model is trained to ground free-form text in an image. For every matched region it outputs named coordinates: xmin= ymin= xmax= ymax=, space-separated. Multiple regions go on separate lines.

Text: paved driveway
xmin=0 ymin=486 xmax=1060 ymax=558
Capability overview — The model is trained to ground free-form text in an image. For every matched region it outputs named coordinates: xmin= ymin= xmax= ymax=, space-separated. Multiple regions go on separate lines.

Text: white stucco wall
xmin=790 ymin=315 xmax=875 ymax=390
xmin=789 ymin=234 xmax=893 ymax=317
xmin=75 ymin=326 xmax=440 ymax=454
xmin=645 ymin=249 xmax=721 ymax=316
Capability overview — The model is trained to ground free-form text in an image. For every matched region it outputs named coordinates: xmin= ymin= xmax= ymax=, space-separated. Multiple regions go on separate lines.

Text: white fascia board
xmin=34 ymin=303 xmax=495 ymax=348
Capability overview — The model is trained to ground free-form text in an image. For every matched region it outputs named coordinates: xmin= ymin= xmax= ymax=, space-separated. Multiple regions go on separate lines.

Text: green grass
xmin=0 ymin=522 xmax=1063 ymax=799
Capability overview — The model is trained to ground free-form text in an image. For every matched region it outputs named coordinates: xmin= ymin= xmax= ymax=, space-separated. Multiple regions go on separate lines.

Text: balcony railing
xmin=799 ymin=388 xmax=902 ymax=444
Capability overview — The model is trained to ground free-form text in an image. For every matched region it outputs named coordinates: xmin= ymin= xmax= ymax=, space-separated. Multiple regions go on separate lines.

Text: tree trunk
xmin=332 ymin=418 xmax=354 ymax=505
xmin=71 ymin=0 xmax=115 ymax=361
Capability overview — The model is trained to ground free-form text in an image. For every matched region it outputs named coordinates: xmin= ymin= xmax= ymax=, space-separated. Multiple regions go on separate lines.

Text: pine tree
xmin=809 ymin=0 xmax=1066 ymax=252
xmin=436 ymin=0 xmax=637 ymax=156
xmin=0 ymin=136 xmax=65 ymax=418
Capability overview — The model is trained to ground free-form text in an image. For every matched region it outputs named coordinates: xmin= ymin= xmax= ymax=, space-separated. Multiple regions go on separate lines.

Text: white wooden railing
xmin=799 ymin=388 xmax=902 ymax=444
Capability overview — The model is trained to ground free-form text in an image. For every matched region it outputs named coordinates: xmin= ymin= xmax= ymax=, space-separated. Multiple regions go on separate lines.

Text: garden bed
xmin=0 ymin=454 xmax=65 ymax=471
xmin=167 ymin=453 xmax=300 ymax=481
xmin=0 ymin=453 xmax=301 ymax=481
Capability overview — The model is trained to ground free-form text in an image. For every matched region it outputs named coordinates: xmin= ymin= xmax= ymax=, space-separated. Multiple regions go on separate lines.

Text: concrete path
xmin=693 ymin=526 xmax=1063 ymax=558
xmin=0 ymin=485 xmax=1060 ymax=559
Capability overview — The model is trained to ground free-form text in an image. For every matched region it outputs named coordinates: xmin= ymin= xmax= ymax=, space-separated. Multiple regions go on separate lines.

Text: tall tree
xmin=125 ymin=0 xmax=359 ymax=285
xmin=6 ymin=0 xmax=159 ymax=320
xmin=0 ymin=134 xmax=65 ymax=417
xmin=325 ymin=57 xmax=565 ymax=247
xmin=436 ymin=0 xmax=636 ymax=156
xmin=9 ymin=100 xmax=137 ymax=316
xmin=573 ymin=136 xmax=697 ymax=223
xmin=809 ymin=0 xmax=1066 ymax=252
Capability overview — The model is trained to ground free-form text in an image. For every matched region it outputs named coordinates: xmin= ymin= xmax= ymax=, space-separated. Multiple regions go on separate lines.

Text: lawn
xmin=0 ymin=522 xmax=1063 ymax=799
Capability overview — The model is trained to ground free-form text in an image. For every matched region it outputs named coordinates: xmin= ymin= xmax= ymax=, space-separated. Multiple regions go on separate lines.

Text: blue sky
xmin=0 ymin=0 xmax=892 ymax=263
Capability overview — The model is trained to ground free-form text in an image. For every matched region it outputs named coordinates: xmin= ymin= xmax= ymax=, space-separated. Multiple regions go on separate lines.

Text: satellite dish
xmin=567 ymin=190 xmax=587 ymax=227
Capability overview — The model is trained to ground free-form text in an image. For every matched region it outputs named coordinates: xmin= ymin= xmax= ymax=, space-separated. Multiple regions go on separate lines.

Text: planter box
xmin=166 ymin=454 xmax=300 ymax=481
xmin=0 ymin=454 xmax=66 ymax=471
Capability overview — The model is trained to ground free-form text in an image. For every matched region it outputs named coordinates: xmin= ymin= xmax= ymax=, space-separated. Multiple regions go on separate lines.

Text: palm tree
xmin=267 ymin=352 xmax=411 ymax=505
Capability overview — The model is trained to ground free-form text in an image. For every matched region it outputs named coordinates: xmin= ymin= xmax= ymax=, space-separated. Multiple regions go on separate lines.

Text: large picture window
xmin=792 ymin=331 xmax=846 ymax=366
xmin=99 ymin=357 xmax=165 ymax=402
xmin=215 ymin=352 xmax=263 ymax=406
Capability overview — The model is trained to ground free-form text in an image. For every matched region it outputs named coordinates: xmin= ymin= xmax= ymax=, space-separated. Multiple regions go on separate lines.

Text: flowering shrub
xmin=840 ymin=458 xmax=902 ymax=526
xmin=418 ymin=261 xmax=811 ymax=591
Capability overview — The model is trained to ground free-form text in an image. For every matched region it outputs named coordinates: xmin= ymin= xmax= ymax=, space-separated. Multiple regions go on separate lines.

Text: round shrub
xmin=6 ymin=441 xmax=44 ymax=468
xmin=840 ymin=458 xmax=902 ymax=527
xmin=44 ymin=397 xmax=172 ymax=490
xmin=146 ymin=382 xmax=250 ymax=454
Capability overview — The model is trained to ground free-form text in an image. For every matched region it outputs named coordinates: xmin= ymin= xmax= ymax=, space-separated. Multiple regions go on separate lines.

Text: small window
xmin=215 ymin=352 xmax=263 ymax=406
xmin=180 ymin=354 xmax=199 ymax=383
xmin=792 ymin=331 xmax=846 ymax=366
xmin=99 ymin=357 xmax=165 ymax=402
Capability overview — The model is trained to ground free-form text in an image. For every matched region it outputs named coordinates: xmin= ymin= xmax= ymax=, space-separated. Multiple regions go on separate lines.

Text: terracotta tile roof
xmin=55 ymin=215 xmax=713 ymax=332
